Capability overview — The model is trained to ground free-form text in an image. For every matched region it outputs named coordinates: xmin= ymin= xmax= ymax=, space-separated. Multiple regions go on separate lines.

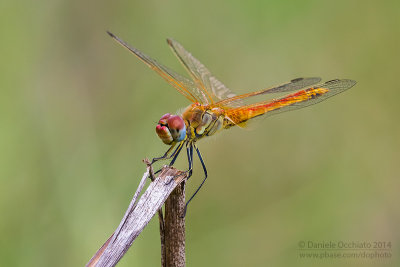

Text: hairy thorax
xmin=181 ymin=103 xmax=227 ymax=141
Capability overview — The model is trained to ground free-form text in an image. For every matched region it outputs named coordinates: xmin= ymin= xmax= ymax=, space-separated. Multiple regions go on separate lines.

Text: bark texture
xmin=86 ymin=166 xmax=187 ymax=267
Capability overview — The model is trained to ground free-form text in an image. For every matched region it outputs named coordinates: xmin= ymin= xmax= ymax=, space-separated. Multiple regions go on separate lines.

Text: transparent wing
xmin=211 ymin=77 xmax=321 ymax=109
xmin=223 ymin=79 xmax=356 ymax=127
xmin=167 ymin=38 xmax=239 ymax=105
xmin=107 ymin=32 xmax=207 ymax=104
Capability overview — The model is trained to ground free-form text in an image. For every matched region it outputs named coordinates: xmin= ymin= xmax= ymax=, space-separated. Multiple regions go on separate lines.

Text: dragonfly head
xmin=156 ymin=113 xmax=186 ymax=145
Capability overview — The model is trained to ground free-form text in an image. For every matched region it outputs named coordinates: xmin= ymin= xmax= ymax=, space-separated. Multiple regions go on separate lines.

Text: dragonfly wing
xmin=211 ymin=77 xmax=321 ymax=109
xmin=167 ymin=38 xmax=239 ymax=105
xmin=108 ymin=32 xmax=207 ymax=104
xmin=223 ymin=79 xmax=356 ymax=127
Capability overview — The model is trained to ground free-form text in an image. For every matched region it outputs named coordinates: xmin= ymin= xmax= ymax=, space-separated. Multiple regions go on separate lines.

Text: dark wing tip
xmin=290 ymin=77 xmax=304 ymax=82
xmin=106 ymin=31 xmax=116 ymax=38
xmin=290 ymin=77 xmax=321 ymax=84
xmin=325 ymin=79 xmax=357 ymax=87
xmin=166 ymin=38 xmax=177 ymax=48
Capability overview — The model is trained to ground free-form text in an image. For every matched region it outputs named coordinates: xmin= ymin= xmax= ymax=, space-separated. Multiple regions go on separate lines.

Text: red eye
xmin=158 ymin=113 xmax=171 ymax=125
xmin=167 ymin=115 xmax=185 ymax=131
xmin=156 ymin=114 xmax=186 ymax=144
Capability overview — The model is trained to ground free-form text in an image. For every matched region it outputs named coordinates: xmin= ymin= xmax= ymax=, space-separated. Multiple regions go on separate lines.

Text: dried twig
xmin=86 ymin=163 xmax=187 ymax=267
xmin=165 ymin=180 xmax=186 ymax=267
xmin=147 ymin=161 xmax=167 ymax=267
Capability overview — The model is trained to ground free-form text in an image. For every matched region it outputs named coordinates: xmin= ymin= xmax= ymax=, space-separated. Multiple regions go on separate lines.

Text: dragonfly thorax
xmin=182 ymin=104 xmax=225 ymax=141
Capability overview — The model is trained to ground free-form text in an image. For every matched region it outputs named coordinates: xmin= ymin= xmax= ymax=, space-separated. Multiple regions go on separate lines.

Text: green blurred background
xmin=1 ymin=0 xmax=399 ymax=266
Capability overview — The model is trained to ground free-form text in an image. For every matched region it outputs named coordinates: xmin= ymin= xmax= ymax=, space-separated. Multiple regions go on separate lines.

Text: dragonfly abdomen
xmin=224 ymin=87 xmax=331 ymax=127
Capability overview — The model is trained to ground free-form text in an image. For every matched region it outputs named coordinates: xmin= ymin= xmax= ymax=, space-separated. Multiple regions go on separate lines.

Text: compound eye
xmin=167 ymin=115 xmax=186 ymax=141
xmin=167 ymin=115 xmax=185 ymax=130
xmin=158 ymin=113 xmax=172 ymax=125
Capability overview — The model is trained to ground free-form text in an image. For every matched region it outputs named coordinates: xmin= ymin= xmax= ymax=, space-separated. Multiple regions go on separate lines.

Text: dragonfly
xmin=107 ymin=31 xmax=356 ymax=216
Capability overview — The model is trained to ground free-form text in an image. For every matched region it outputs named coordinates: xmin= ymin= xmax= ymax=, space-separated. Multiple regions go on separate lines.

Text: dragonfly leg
xmin=169 ymin=141 xmax=186 ymax=166
xmin=151 ymin=144 xmax=176 ymax=179
xmin=184 ymin=142 xmax=194 ymax=179
xmin=166 ymin=141 xmax=193 ymax=185
xmin=151 ymin=141 xmax=185 ymax=165
xmin=164 ymin=141 xmax=186 ymax=185
xmin=153 ymin=168 xmax=162 ymax=175
xmin=181 ymin=144 xmax=208 ymax=217
xmin=152 ymin=141 xmax=185 ymax=175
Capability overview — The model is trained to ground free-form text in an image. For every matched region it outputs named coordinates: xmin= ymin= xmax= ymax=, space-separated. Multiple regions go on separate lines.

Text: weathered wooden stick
xmin=158 ymin=208 xmax=166 ymax=267
xmin=165 ymin=181 xmax=186 ymax=267
xmin=86 ymin=165 xmax=187 ymax=267
xmin=148 ymin=163 xmax=167 ymax=267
